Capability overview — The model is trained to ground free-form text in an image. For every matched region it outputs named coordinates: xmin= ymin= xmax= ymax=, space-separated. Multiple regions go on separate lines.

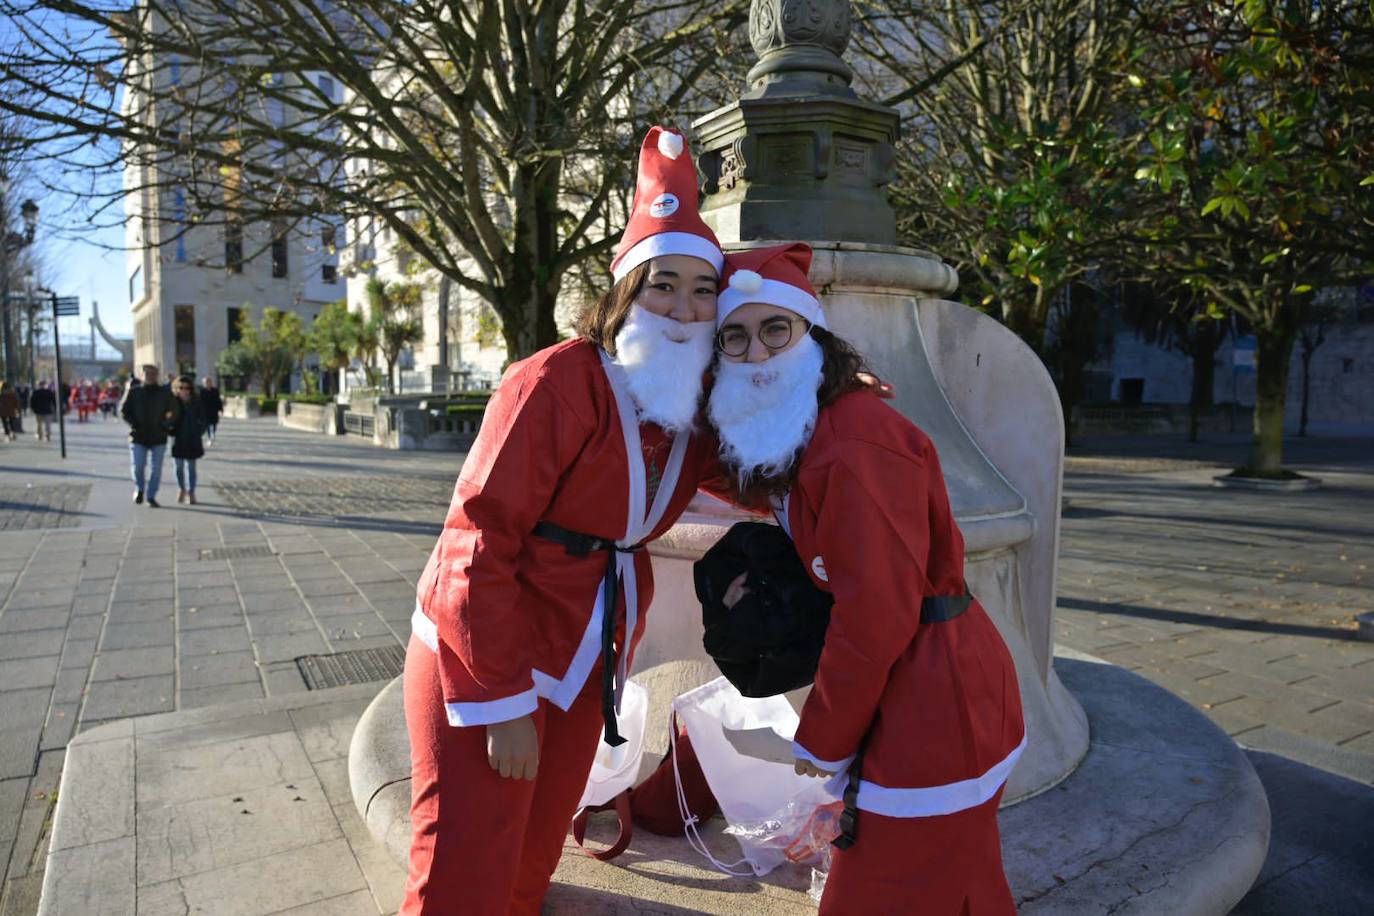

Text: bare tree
xmin=0 ymin=0 xmax=750 ymax=362
xmin=849 ymin=0 xmax=1148 ymax=352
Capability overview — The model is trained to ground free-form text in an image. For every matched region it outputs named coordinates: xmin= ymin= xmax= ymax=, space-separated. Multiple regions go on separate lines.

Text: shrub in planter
xmin=258 ymin=398 xmax=279 ymax=414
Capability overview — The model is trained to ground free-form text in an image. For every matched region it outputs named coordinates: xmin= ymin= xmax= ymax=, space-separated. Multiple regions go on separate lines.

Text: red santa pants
xmin=401 ymin=636 xmax=605 ymax=916
xmin=819 ymin=786 xmax=1014 ymax=916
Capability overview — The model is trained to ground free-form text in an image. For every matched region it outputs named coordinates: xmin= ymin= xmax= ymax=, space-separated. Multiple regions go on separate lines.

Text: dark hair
xmin=175 ymin=375 xmax=196 ymax=389
xmin=574 ymin=262 xmax=651 ymax=355
xmin=720 ymin=326 xmax=879 ymax=507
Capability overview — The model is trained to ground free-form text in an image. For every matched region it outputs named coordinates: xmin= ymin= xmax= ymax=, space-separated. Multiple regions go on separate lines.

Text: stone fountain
xmin=349 ymin=2 xmax=1271 ymax=911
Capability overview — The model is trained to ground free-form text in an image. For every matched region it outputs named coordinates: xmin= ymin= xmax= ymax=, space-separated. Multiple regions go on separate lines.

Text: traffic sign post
xmin=39 ymin=289 xmax=69 ymax=459
xmin=54 ymin=296 xmax=79 ymax=317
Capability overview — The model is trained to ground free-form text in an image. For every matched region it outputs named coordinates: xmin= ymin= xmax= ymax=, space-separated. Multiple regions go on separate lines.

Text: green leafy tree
xmin=308 ymin=298 xmax=356 ymax=395
xmin=366 ymin=276 xmax=425 ymax=394
xmin=1131 ymin=1 xmax=1374 ymax=475
xmin=228 ymin=307 xmax=305 ymax=399
xmin=855 ymin=0 xmax=1148 ymax=353
xmin=215 ymin=340 xmax=257 ymax=391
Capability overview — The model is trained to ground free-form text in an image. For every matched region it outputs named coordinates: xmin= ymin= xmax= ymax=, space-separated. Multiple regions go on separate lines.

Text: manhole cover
xmin=200 ymin=545 xmax=277 ymax=561
xmin=296 ymin=645 xmax=406 ymax=689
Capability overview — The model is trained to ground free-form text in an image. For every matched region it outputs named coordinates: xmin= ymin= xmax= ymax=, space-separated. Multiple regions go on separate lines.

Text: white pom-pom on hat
xmin=657 ymin=131 xmax=684 ymax=160
xmin=729 ymin=269 xmax=763 ymax=294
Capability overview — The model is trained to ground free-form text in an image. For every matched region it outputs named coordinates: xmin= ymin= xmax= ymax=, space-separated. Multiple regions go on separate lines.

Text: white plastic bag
xmin=672 ymin=676 xmax=844 ymax=876
xmin=577 ymin=680 xmax=649 ymax=809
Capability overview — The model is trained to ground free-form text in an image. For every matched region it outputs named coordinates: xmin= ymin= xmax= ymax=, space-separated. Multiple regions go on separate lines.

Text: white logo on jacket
xmin=811 ymin=556 xmax=828 ymax=582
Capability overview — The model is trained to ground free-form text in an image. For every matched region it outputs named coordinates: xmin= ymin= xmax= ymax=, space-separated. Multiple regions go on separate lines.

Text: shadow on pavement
xmin=1232 ymin=750 xmax=1374 ymax=915
xmin=1058 ymin=597 xmax=1358 ymax=641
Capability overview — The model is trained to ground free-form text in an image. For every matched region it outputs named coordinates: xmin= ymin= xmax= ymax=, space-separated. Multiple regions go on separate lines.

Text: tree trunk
xmin=1247 ymin=326 xmax=1295 ymax=476
xmin=1299 ymin=347 xmax=1313 ymax=437
xmin=1187 ymin=321 xmax=1221 ymax=443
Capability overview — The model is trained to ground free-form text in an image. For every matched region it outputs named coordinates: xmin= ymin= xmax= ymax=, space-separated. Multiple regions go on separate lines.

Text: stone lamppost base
xmin=348 ymin=651 xmax=1269 ymax=913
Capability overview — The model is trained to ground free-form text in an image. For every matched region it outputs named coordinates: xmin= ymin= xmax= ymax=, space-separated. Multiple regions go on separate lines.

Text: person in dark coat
xmin=199 ymin=377 xmax=223 ymax=445
xmin=120 ymin=364 xmax=180 ymax=507
xmin=171 ymin=375 xmax=206 ymax=504
xmin=0 ymin=382 xmax=19 ymax=441
xmin=29 ymin=380 xmax=57 ymax=441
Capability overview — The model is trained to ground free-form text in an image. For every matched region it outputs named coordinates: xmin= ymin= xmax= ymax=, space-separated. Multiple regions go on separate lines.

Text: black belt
xmin=834 ymin=586 xmax=974 ymax=851
xmin=532 ymin=521 xmax=641 ymax=748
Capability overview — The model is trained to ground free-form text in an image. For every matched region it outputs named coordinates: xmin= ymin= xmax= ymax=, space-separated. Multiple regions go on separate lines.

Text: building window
xmin=129 ymin=266 xmax=143 ymax=302
xmin=173 ymin=189 xmax=187 ymax=262
xmin=271 ymin=223 xmax=288 ymax=278
xmin=321 ymin=264 xmax=337 ymax=284
xmin=225 ymin=219 xmax=243 ymax=273
xmin=227 ymin=306 xmax=243 ymax=343
xmin=321 ymin=225 xmax=336 ymax=252
xmin=174 ymin=305 xmax=196 ymax=373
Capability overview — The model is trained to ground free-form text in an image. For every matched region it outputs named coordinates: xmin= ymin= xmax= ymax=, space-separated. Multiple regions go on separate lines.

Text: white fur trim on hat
xmin=611 ymin=231 xmax=725 ymax=282
xmin=716 ymin=277 xmax=827 ymax=330
xmin=657 ymin=131 xmax=684 ymax=160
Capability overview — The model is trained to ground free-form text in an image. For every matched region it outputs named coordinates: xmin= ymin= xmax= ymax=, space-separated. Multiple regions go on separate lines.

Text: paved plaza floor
xmin=0 ymin=416 xmax=1370 ymax=914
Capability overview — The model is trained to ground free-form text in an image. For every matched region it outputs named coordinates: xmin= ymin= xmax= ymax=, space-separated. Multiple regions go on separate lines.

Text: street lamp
xmin=0 ymin=176 xmax=40 ymax=388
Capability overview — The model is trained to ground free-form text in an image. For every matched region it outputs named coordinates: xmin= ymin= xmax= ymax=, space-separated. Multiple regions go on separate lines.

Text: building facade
xmin=121 ymin=3 xmax=344 ymax=384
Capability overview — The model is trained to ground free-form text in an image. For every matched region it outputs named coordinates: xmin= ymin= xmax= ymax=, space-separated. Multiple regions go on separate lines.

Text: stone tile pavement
xmin=0 ymin=417 xmax=1371 ymax=914
xmin=1056 ymin=435 xmax=1374 ymax=783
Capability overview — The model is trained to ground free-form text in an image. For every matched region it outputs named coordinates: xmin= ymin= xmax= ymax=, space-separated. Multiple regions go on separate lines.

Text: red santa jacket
xmin=412 ymin=339 xmax=716 ymax=726
xmin=782 ymin=390 xmax=1026 ymax=817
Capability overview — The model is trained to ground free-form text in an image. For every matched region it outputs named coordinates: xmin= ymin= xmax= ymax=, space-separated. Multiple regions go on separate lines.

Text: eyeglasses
xmin=716 ymin=317 xmax=810 ymax=358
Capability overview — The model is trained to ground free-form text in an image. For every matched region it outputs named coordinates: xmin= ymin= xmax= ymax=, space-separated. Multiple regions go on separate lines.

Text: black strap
xmin=920 ymin=588 xmax=973 ymax=624
xmin=533 ymin=520 xmax=632 ymax=748
xmin=833 ymin=746 xmax=863 ymax=851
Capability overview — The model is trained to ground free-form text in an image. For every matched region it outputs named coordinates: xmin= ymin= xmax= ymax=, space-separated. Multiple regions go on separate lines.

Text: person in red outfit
xmin=707 ymin=243 xmax=1026 ymax=915
xmin=402 ymin=126 xmax=726 ymax=916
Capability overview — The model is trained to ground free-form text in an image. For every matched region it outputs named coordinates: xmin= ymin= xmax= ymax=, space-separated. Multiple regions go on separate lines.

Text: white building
xmin=121 ymin=3 xmax=344 ymax=384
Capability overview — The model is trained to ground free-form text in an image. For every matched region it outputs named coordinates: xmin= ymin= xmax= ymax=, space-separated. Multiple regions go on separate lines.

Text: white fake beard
xmin=708 ymin=335 xmax=825 ymax=481
xmin=613 ymin=304 xmax=715 ymax=433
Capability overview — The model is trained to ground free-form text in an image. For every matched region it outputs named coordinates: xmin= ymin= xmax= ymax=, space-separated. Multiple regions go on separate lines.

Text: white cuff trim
xmin=412 ymin=604 xmax=540 ymax=727
xmin=791 ymin=740 xmax=855 ymax=774
xmin=444 ymin=687 xmax=539 ymax=727
xmin=411 ymin=604 xmax=438 ymax=652
xmin=857 ymin=733 xmax=1028 ymax=818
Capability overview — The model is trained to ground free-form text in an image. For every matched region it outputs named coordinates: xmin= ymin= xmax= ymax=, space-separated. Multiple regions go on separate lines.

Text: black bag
xmin=694 ymin=521 xmax=833 ymax=698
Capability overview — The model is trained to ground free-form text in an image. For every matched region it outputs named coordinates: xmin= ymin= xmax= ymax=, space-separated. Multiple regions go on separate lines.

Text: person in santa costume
xmin=401 ymin=125 xmax=726 ymax=915
xmin=707 ymin=243 xmax=1026 ymax=915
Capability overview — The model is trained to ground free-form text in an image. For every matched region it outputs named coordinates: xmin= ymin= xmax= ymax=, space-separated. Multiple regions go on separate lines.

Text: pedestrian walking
xmin=171 ymin=375 xmax=205 ymax=505
xmin=119 ymin=364 xmax=180 ymax=508
xmin=0 ymin=382 xmax=19 ymax=441
xmin=199 ymin=377 xmax=223 ymax=445
xmin=29 ymin=380 xmax=56 ymax=441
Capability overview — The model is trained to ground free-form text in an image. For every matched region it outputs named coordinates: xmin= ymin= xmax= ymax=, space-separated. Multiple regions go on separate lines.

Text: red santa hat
xmin=716 ymin=243 xmax=827 ymax=330
xmin=610 ymin=126 xmax=724 ymax=282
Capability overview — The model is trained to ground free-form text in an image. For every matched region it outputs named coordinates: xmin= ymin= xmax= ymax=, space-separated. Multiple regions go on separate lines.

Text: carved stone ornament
xmin=749 ymin=0 xmax=851 ymax=59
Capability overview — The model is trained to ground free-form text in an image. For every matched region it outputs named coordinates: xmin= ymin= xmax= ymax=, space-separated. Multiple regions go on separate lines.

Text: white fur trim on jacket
xmin=612 ymin=232 xmax=725 ymax=282
xmin=854 ymin=733 xmax=1028 ymax=818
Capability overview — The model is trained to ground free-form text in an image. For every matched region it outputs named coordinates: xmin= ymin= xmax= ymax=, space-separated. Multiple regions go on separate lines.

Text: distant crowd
xmin=0 ymin=369 xmax=224 ymax=509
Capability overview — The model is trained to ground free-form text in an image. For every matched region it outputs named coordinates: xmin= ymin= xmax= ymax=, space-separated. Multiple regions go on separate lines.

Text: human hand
xmin=723 ymin=572 xmax=750 ymax=609
xmin=487 ymin=714 xmax=539 ymax=780
xmin=794 ymin=758 xmax=835 ymax=778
